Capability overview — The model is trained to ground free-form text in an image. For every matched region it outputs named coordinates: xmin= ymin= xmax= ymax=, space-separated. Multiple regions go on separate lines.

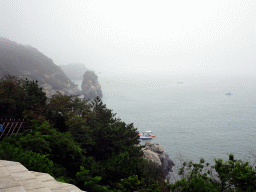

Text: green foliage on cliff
xmin=169 ymin=154 xmax=256 ymax=192
xmin=0 ymin=75 xmax=255 ymax=192
xmin=0 ymin=74 xmax=48 ymax=119
xmin=0 ymin=74 xmax=29 ymax=119
xmin=0 ymin=75 xmax=167 ymax=191
xmin=0 ymin=37 xmax=75 ymax=91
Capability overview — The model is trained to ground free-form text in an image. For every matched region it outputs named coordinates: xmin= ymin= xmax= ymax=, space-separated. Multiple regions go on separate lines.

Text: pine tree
xmin=0 ymin=74 xmax=28 ymax=119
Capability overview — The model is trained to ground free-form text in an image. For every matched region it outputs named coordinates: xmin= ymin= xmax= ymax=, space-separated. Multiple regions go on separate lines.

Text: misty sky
xmin=1 ymin=0 xmax=256 ymax=76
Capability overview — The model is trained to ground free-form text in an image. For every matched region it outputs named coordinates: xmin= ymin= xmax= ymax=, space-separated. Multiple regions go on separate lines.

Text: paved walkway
xmin=0 ymin=160 xmax=86 ymax=192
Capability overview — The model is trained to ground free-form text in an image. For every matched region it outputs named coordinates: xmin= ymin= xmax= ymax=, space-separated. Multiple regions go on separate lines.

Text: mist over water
xmin=74 ymin=72 xmax=256 ymax=182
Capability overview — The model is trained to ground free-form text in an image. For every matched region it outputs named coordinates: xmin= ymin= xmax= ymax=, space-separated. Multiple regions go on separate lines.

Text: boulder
xmin=142 ymin=149 xmax=162 ymax=167
xmin=81 ymin=70 xmax=103 ymax=100
xmin=138 ymin=142 xmax=175 ymax=178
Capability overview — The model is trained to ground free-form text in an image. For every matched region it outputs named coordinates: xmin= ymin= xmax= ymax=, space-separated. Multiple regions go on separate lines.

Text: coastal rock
xmin=81 ymin=70 xmax=103 ymax=100
xmin=40 ymin=82 xmax=82 ymax=102
xmin=139 ymin=142 xmax=175 ymax=178
xmin=145 ymin=142 xmax=164 ymax=153
xmin=62 ymin=82 xmax=82 ymax=96
xmin=0 ymin=37 xmax=83 ymax=101
xmin=59 ymin=63 xmax=88 ymax=80
xmin=142 ymin=149 xmax=162 ymax=166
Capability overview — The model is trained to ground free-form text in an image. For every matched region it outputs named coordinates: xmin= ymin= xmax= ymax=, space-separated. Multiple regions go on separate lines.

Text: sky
xmin=1 ymin=0 xmax=256 ymax=76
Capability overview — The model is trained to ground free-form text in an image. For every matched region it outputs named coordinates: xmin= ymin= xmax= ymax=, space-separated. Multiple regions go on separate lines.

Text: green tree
xmin=65 ymin=114 xmax=95 ymax=156
xmin=0 ymin=74 xmax=28 ymax=119
xmin=87 ymin=96 xmax=143 ymax=162
xmin=3 ymin=115 xmax=86 ymax=184
xmin=214 ymin=154 xmax=256 ymax=191
xmin=136 ymin=157 xmax=168 ymax=189
xmin=115 ymin=175 xmax=161 ymax=192
xmin=169 ymin=154 xmax=256 ymax=192
xmin=20 ymin=77 xmax=48 ymax=115
xmin=44 ymin=91 xmax=91 ymax=133
xmin=0 ymin=74 xmax=49 ymax=122
xmin=76 ymin=166 xmax=111 ymax=192
xmin=79 ymin=96 xmax=162 ymax=191
xmin=0 ymin=141 xmax=55 ymax=176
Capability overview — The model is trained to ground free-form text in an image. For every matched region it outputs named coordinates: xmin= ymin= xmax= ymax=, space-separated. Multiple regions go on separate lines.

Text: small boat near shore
xmin=138 ymin=131 xmax=155 ymax=140
xmin=138 ymin=131 xmax=155 ymax=137
xmin=139 ymin=136 xmax=152 ymax=140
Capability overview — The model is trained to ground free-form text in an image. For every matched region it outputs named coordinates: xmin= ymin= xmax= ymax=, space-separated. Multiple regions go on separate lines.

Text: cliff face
xmin=81 ymin=70 xmax=103 ymax=100
xmin=138 ymin=142 xmax=175 ymax=178
xmin=58 ymin=63 xmax=87 ymax=80
xmin=0 ymin=37 xmax=82 ymax=100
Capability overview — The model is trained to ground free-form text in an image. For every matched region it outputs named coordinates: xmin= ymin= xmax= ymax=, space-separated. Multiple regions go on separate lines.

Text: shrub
xmin=0 ymin=142 xmax=55 ymax=175
xmin=169 ymin=154 xmax=256 ymax=192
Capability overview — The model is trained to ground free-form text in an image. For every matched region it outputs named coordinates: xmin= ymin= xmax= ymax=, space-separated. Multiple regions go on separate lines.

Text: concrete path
xmin=0 ymin=160 xmax=87 ymax=192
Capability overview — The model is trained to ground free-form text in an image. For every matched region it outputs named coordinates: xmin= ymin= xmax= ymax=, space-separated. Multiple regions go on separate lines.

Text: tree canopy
xmin=0 ymin=75 xmax=255 ymax=192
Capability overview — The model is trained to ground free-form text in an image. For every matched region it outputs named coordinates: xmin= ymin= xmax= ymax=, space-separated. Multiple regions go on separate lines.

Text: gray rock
xmin=81 ymin=70 xmax=103 ymax=100
xmin=62 ymin=82 xmax=83 ymax=96
xmin=40 ymin=82 xmax=83 ymax=101
xmin=139 ymin=142 xmax=175 ymax=178
xmin=142 ymin=149 xmax=162 ymax=167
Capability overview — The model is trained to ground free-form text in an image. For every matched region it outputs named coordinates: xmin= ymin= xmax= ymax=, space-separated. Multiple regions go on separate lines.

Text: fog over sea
xmin=73 ymin=72 xmax=256 ymax=181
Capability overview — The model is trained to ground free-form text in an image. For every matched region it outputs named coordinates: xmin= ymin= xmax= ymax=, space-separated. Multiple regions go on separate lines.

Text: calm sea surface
xmin=73 ymin=72 xmax=256 ymax=182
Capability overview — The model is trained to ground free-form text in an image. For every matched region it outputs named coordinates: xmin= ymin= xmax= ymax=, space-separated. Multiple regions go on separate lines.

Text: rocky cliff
xmin=58 ymin=63 xmax=87 ymax=80
xmin=81 ymin=70 xmax=103 ymax=100
xmin=0 ymin=37 xmax=83 ymax=100
xmin=138 ymin=142 xmax=175 ymax=178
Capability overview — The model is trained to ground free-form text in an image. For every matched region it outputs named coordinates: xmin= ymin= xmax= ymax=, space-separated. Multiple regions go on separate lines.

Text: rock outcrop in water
xmin=81 ymin=70 xmax=103 ymax=100
xmin=139 ymin=142 xmax=175 ymax=178
xmin=0 ymin=37 xmax=83 ymax=101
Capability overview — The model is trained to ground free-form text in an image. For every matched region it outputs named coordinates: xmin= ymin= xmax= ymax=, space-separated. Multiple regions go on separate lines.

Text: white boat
xmin=140 ymin=136 xmax=152 ymax=140
xmin=138 ymin=131 xmax=155 ymax=140
xmin=138 ymin=131 xmax=156 ymax=137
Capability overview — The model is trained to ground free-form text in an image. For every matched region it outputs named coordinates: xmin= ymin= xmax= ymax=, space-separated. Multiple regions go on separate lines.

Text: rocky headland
xmin=81 ymin=70 xmax=103 ymax=100
xmin=0 ymin=37 xmax=83 ymax=101
xmin=138 ymin=142 xmax=175 ymax=178
xmin=58 ymin=63 xmax=87 ymax=80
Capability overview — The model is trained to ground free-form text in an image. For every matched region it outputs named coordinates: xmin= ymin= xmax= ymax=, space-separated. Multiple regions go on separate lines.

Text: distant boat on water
xmin=138 ymin=131 xmax=155 ymax=140
xmin=226 ymin=92 xmax=231 ymax=95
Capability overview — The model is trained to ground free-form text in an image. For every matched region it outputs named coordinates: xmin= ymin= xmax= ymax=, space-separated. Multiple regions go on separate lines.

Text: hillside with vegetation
xmin=0 ymin=75 xmax=255 ymax=191
xmin=0 ymin=37 xmax=82 ymax=100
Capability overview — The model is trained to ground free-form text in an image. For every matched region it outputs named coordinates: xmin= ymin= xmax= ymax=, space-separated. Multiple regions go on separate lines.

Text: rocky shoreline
xmin=137 ymin=142 xmax=175 ymax=179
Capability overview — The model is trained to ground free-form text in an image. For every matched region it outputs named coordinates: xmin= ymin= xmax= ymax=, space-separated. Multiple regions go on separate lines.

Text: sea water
xmin=73 ymin=72 xmax=256 ymax=183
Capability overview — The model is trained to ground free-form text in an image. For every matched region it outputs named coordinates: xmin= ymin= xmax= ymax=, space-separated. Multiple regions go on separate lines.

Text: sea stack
xmin=81 ymin=70 xmax=103 ymax=100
